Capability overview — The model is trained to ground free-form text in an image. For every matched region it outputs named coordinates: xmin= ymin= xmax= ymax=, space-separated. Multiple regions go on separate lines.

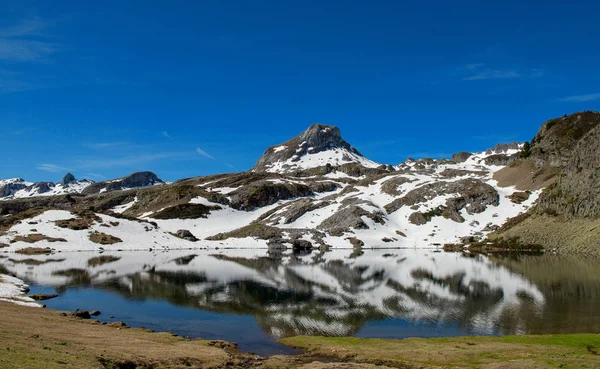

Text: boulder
xmin=174 ymin=229 xmax=199 ymax=242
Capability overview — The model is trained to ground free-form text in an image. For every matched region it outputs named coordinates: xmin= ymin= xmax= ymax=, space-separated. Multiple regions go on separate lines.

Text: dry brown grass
xmin=490 ymin=213 xmax=600 ymax=256
xmin=0 ymin=301 xmax=250 ymax=369
xmin=14 ymin=247 xmax=53 ymax=255
xmin=89 ymin=232 xmax=122 ymax=245
xmin=11 ymin=233 xmax=67 ymax=244
xmin=493 ymin=160 xmax=559 ymax=191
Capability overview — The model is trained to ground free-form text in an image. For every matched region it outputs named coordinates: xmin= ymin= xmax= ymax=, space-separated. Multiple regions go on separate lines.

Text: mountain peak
xmin=252 ymin=124 xmax=379 ymax=172
xmin=60 ymin=173 xmax=76 ymax=186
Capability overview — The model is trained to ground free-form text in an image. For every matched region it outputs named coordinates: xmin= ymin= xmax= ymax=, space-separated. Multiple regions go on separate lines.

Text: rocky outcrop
xmin=385 ymin=178 xmax=499 ymax=222
xmin=228 ymin=181 xmax=315 ymax=211
xmin=483 ymin=153 xmax=519 ymax=166
xmin=257 ymin=198 xmax=331 ymax=225
xmin=27 ymin=182 xmax=54 ymax=195
xmin=529 ymin=111 xmax=600 ymax=168
xmin=172 ymin=229 xmax=199 ymax=242
xmin=451 ymin=152 xmax=472 ymax=163
xmin=318 ymin=198 xmax=385 ymax=236
xmin=151 ymin=204 xmax=221 ymax=220
xmin=0 ymin=179 xmax=28 ymax=197
xmin=83 ymin=171 xmax=165 ymax=195
xmin=537 ymin=123 xmax=600 ymax=218
xmin=60 ymin=173 xmax=76 ymax=186
xmin=252 ymin=124 xmax=376 ymax=172
xmin=485 ymin=142 xmax=520 ymax=155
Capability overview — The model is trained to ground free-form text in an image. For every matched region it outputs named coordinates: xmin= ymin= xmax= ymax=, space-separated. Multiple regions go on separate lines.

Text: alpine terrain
xmin=1 ymin=112 xmax=598 ymax=255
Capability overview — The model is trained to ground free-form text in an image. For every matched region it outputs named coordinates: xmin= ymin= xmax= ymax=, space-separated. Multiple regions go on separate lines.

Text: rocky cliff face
xmin=253 ymin=124 xmax=380 ymax=172
xmin=82 ymin=171 xmax=164 ymax=195
xmin=537 ymin=123 xmax=600 ymax=218
xmin=529 ymin=111 xmax=600 ymax=168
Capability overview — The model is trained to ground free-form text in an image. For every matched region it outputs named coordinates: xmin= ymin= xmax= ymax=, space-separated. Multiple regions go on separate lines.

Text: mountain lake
xmin=1 ymin=248 xmax=599 ymax=356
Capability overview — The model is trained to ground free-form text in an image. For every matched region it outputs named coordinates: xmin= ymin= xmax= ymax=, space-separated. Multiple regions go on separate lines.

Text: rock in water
xmin=71 ymin=310 xmax=91 ymax=319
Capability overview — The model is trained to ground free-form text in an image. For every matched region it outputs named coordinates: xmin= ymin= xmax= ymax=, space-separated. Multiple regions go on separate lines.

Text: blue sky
xmin=1 ymin=0 xmax=599 ymax=182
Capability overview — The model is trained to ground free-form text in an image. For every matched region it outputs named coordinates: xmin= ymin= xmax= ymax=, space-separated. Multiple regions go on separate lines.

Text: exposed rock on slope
xmin=2 ymin=115 xmax=579 ymax=252
xmin=537 ymin=122 xmax=600 ymax=218
xmin=0 ymin=179 xmax=29 ymax=198
xmin=489 ymin=111 xmax=600 ymax=254
xmin=0 ymin=175 xmax=93 ymax=200
xmin=82 ymin=171 xmax=164 ymax=195
xmin=253 ymin=124 xmax=380 ymax=172
xmin=529 ymin=111 xmax=600 ymax=168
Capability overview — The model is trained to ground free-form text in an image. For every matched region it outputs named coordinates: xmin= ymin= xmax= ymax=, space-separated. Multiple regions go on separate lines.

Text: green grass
xmin=280 ymin=334 xmax=600 ymax=368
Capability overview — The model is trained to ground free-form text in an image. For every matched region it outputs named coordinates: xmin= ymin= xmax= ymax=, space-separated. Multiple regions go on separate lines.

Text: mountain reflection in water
xmin=2 ymin=249 xmax=599 ymax=340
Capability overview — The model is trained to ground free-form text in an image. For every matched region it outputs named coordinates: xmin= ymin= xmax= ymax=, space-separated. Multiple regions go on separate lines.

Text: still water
xmin=1 ymin=248 xmax=599 ymax=356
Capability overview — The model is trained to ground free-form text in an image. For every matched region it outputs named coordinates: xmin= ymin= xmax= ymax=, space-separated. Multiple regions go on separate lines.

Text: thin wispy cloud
xmin=557 ymin=93 xmax=600 ymax=102
xmin=84 ymin=173 xmax=106 ymax=180
xmin=162 ymin=131 xmax=170 ymax=138
xmin=83 ymin=142 xmax=129 ymax=149
xmin=196 ymin=147 xmax=215 ymax=160
xmin=0 ymin=18 xmax=57 ymax=62
xmin=460 ymin=64 xmax=543 ymax=81
xmin=37 ymin=163 xmax=70 ymax=173
xmin=224 ymin=163 xmax=236 ymax=170
xmin=75 ymin=152 xmax=189 ymax=169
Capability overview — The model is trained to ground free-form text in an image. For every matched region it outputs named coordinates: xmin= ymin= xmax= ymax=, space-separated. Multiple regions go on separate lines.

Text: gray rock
xmin=385 ymin=179 xmax=499 ymax=223
xmin=0 ymin=181 xmax=28 ymax=197
xmin=451 ymin=152 xmax=473 ymax=163
xmin=82 ymin=171 xmax=165 ymax=195
xmin=318 ymin=199 xmax=385 ymax=236
xmin=253 ymin=124 xmax=371 ymax=172
xmin=174 ymin=229 xmax=199 ymax=242
xmin=60 ymin=173 xmax=76 ymax=186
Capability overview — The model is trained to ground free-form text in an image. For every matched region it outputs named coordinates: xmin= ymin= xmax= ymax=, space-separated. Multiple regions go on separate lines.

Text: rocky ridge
xmin=1 ymin=112 xmax=598 ymax=254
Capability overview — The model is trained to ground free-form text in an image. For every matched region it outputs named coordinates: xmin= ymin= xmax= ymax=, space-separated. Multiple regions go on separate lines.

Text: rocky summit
xmin=253 ymin=124 xmax=380 ymax=172
xmin=0 ymin=111 xmax=599 ymax=255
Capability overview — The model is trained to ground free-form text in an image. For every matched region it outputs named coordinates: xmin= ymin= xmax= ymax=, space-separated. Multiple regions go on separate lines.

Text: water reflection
xmin=2 ymin=249 xmax=599 ymax=339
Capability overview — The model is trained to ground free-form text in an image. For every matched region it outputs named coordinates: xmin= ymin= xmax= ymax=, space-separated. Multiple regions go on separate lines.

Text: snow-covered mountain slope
xmin=253 ymin=124 xmax=381 ymax=173
xmin=0 ymin=171 xmax=167 ymax=200
xmin=0 ymin=136 xmax=534 ymax=252
xmin=82 ymin=171 xmax=166 ymax=195
xmin=0 ymin=178 xmax=32 ymax=198
xmin=0 ymin=174 xmax=93 ymax=200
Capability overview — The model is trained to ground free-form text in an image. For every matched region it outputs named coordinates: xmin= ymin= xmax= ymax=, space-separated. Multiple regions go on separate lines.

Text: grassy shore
xmin=1 ymin=302 xmax=599 ymax=368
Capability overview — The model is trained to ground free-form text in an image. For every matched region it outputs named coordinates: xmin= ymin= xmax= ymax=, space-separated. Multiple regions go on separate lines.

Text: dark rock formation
xmin=253 ymin=124 xmax=370 ymax=172
xmin=60 ymin=173 xmax=76 ymax=186
xmin=151 ymin=204 xmax=221 ymax=220
xmin=26 ymin=182 xmax=54 ymax=195
xmin=318 ymin=198 xmax=385 ymax=236
xmin=228 ymin=181 xmax=314 ymax=211
xmin=173 ymin=229 xmax=199 ymax=242
xmin=483 ymin=153 xmax=519 ymax=166
xmin=529 ymin=111 xmax=600 ymax=168
xmin=83 ymin=171 xmax=165 ymax=195
xmin=485 ymin=142 xmax=520 ymax=155
xmin=385 ymin=179 xmax=499 ymax=223
xmin=0 ymin=181 xmax=28 ymax=197
xmin=451 ymin=152 xmax=473 ymax=163
xmin=537 ymin=122 xmax=600 ymax=218
xmin=71 ymin=309 xmax=91 ymax=319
